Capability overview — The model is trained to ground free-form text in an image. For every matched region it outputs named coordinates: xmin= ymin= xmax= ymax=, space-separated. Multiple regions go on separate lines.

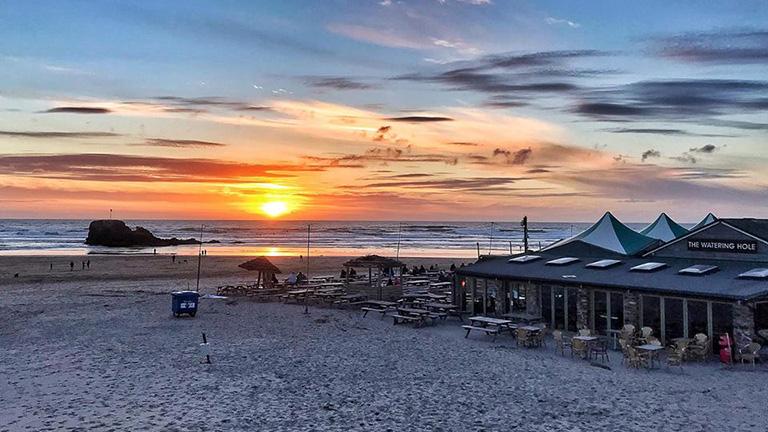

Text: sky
xmin=0 ymin=0 xmax=766 ymax=222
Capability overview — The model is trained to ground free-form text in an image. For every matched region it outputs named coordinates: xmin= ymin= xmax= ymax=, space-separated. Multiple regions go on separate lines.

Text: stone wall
xmin=576 ymin=288 xmax=590 ymax=330
xmin=623 ymin=291 xmax=640 ymax=327
xmin=526 ymin=282 xmax=541 ymax=317
xmin=733 ymin=302 xmax=755 ymax=342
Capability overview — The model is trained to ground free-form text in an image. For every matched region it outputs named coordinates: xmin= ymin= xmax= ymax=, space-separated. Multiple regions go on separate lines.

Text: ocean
xmin=0 ymin=219 xmax=648 ymax=258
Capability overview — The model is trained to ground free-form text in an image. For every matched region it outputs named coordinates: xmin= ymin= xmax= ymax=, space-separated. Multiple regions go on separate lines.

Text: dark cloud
xmin=304 ymin=147 xmax=459 ymax=167
xmin=359 ymin=176 xmax=527 ymax=191
xmin=447 ymin=141 xmax=479 ymax=146
xmin=641 ymin=149 xmax=661 ymax=162
xmin=141 ymin=138 xmax=227 ymax=148
xmin=43 ymin=107 xmax=111 ymax=114
xmin=0 ymin=153 xmax=318 ymax=183
xmin=605 ymin=128 xmax=737 ymax=138
xmin=651 ymin=29 xmax=768 ymax=65
xmin=492 ymin=147 xmax=532 ymax=165
xmin=384 ymin=116 xmax=453 ymax=123
xmin=373 ymin=125 xmax=392 ymax=142
xmin=670 ymin=154 xmax=697 ymax=164
xmin=574 ymin=79 xmax=768 ymax=122
xmin=0 ymin=130 xmax=120 ymax=139
xmin=526 ymin=168 xmax=550 ymax=174
xmin=305 ymin=76 xmax=377 ymax=90
xmin=690 ymin=144 xmax=718 ymax=153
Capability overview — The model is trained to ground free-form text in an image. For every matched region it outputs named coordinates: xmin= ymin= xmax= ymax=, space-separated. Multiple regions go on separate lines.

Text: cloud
xmin=545 ymin=17 xmax=581 ymax=28
xmin=641 ymin=149 xmax=661 ymax=162
xmin=651 ymin=28 xmax=768 ymax=65
xmin=152 ymin=96 xmax=271 ymax=112
xmin=574 ymin=79 xmax=768 ymax=122
xmin=605 ymin=128 xmax=738 ymax=138
xmin=0 ymin=153 xmax=318 ymax=183
xmin=447 ymin=141 xmax=479 ymax=146
xmin=358 ymin=176 xmax=527 ymax=191
xmin=43 ymin=107 xmax=111 ymax=114
xmin=670 ymin=154 xmax=697 ymax=164
xmin=305 ymin=76 xmax=377 ymax=90
xmin=690 ymin=144 xmax=718 ymax=153
xmin=384 ymin=116 xmax=454 ymax=122
xmin=0 ymin=130 xmax=120 ymax=139
xmin=140 ymin=138 xmax=228 ymax=148
xmin=327 ymin=23 xmax=426 ymax=49
xmin=492 ymin=147 xmax=532 ymax=165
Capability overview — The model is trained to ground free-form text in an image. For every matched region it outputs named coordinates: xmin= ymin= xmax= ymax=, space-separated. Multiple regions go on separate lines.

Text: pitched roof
xmin=640 ymin=213 xmax=689 ymax=241
xmin=457 ymin=251 xmax=768 ymax=301
xmin=691 ymin=212 xmax=717 ymax=231
xmin=719 ymin=219 xmax=768 ymax=243
xmin=543 ymin=212 xmax=658 ymax=256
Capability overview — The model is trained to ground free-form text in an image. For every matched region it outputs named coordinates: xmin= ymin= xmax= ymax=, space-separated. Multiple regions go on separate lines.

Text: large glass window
xmin=687 ymin=300 xmax=708 ymax=338
xmin=642 ymin=296 xmax=661 ymax=336
xmin=664 ymin=298 xmax=684 ymax=342
xmin=754 ymin=303 xmax=768 ymax=331
xmin=712 ymin=302 xmax=733 ymax=341
xmin=610 ymin=293 xmax=624 ymax=330
xmin=541 ymin=286 xmax=552 ymax=327
xmin=487 ymin=283 xmax=497 ymax=315
xmin=553 ymin=287 xmax=565 ymax=330
xmin=594 ymin=291 xmax=608 ymax=335
xmin=567 ymin=288 xmax=578 ymax=331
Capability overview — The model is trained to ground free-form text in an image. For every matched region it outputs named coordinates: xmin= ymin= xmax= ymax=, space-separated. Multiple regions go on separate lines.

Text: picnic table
xmin=429 ymin=281 xmax=452 ymax=288
xmin=320 ymin=281 xmax=345 ymax=288
xmin=361 ymin=300 xmax=398 ymax=318
xmin=637 ymin=344 xmax=665 ymax=369
xmin=393 ymin=307 xmax=432 ymax=326
xmin=405 ymin=279 xmax=430 ymax=286
xmin=423 ymin=302 xmax=462 ymax=321
xmin=464 ymin=316 xmax=512 ymax=341
xmin=502 ymin=312 xmax=543 ymax=323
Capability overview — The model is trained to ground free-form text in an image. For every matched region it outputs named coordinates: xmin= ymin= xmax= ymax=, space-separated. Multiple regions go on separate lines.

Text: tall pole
xmin=196 ymin=224 xmax=204 ymax=292
xmin=521 ymin=216 xmax=529 ymax=253
xmin=476 ymin=242 xmax=480 ymax=259
xmin=109 ymin=208 xmax=112 ymax=219
xmin=304 ymin=224 xmax=311 ymax=314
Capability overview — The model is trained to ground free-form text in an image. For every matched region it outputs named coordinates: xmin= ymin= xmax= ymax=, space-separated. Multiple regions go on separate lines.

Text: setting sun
xmin=261 ymin=201 xmax=289 ymax=218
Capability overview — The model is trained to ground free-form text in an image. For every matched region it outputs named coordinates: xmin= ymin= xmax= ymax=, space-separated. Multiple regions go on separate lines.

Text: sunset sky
xmin=1 ymin=0 xmax=766 ymax=222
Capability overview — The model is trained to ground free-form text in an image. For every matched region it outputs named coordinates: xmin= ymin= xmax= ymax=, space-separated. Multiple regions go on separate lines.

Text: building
xmin=454 ymin=212 xmax=768 ymax=346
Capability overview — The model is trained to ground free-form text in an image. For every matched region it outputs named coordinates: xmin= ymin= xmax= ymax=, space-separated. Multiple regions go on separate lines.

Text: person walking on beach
xmin=86 ymin=260 xmax=90 ymax=269
xmin=82 ymin=261 xmax=85 ymax=270
xmin=50 ymin=263 xmax=53 ymax=271
xmin=69 ymin=261 xmax=74 ymax=271
xmin=172 ymin=255 xmax=176 ymax=264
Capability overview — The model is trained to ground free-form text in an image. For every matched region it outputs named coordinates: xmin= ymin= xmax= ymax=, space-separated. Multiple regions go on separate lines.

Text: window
xmin=509 ymin=255 xmax=541 ymax=263
xmin=609 ymin=293 xmax=624 ymax=330
xmin=594 ymin=291 xmax=608 ymax=335
xmin=687 ymin=300 xmax=708 ymax=337
xmin=586 ymin=259 xmax=622 ymax=269
xmin=554 ymin=287 xmax=565 ymax=330
xmin=712 ymin=303 xmax=733 ymax=342
xmin=664 ymin=298 xmax=685 ymax=342
xmin=630 ymin=262 xmax=667 ymax=272
xmin=642 ymin=296 xmax=661 ymax=337
xmin=739 ymin=268 xmax=768 ymax=279
xmin=546 ymin=257 xmax=579 ymax=266
xmin=679 ymin=264 xmax=718 ymax=275
xmin=541 ymin=286 xmax=552 ymax=327
xmin=567 ymin=287 xmax=578 ymax=331
xmin=754 ymin=302 xmax=768 ymax=331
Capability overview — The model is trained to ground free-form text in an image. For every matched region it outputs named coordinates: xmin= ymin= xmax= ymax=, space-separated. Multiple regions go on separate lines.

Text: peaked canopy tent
xmin=543 ymin=212 xmax=659 ymax=256
xmin=239 ymin=257 xmax=282 ymax=289
xmin=640 ymin=212 xmax=689 ymax=242
xmin=692 ymin=212 xmax=718 ymax=231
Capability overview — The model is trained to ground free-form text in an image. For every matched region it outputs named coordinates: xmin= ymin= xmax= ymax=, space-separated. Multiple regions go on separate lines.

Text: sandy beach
xmin=1 ymin=257 xmax=767 ymax=431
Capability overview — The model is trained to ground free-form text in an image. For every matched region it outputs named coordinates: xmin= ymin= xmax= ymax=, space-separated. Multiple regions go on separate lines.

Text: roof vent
xmin=546 ymin=257 xmax=580 ymax=266
xmin=738 ymin=268 xmax=768 ymax=279
xmin=586 ymin=259 xmax=622 ymax=269
xmin=509 ymin=255 xmax=541 ymax=263
xmin=679 ymin=264 xmax=719 ymax=275
xmin=630 ymin=262 xmax=668 ymax=272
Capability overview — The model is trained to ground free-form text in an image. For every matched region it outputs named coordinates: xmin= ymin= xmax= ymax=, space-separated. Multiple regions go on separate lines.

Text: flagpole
xmin=195 ymin=224 xmax=204 ymax=292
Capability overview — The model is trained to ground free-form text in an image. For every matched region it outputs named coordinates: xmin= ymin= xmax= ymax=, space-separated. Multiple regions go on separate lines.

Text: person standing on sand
xmin=82 ymin=261 xmax=85 ymax=270
xmin=69 ymin=261 xmax=74 ymax=271
xmin=172 ymin=255 xmax=176 ymax=264
xmin=50 ymin=263 xmax=53 ymax=271
xmin=86 ymin=260 xmax=90 ymax=269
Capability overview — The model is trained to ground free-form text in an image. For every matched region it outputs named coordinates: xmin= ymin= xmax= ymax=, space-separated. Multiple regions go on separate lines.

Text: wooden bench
xmin=392 ymin=314 xmax=424 ymax=326
xmin=361 ymin=307 xmax=389 ymax=318
xmin=462 ymin=325 xmax=499 ymax=341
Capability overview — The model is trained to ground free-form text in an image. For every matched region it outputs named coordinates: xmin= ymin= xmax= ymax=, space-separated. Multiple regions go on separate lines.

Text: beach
xmin=2 ymin=256 xmax=768 ymax=431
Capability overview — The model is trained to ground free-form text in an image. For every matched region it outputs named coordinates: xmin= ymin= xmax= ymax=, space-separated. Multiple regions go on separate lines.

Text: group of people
xmin=54 ymin=260 xmax=91 ymax=271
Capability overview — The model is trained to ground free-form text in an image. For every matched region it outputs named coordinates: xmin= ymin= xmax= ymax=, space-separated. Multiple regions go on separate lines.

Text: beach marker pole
xmin=488 ymin=222 xmax=494 ymax=255
xmin=476 ymin=242 xmax=480 ymax=259
xmin=196 ymin=224 xmax=204 ymax=292
xmin=200 ymin=332 xmax=211 ymax=364
xmin=396 ymin=222 xmax=402 ymax=261
xmin=304 ymin=224 xmax=310 ymax=315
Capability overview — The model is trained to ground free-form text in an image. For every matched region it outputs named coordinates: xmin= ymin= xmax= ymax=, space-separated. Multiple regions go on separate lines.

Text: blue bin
xmin=171 ymin=291 xmax=199 ymax=317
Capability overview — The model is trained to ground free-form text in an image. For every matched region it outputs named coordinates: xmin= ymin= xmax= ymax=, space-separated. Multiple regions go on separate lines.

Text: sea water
xmin=0 ymin=219 xmax=647 ymax=258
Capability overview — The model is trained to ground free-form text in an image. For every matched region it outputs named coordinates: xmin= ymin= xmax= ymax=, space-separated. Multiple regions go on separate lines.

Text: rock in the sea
xmin=85 ymin=220 xmax=202 ymax=247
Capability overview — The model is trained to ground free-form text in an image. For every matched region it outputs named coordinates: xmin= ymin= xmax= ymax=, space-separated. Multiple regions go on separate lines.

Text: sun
xmin=260 ymin=201 xmax=289 ymax=218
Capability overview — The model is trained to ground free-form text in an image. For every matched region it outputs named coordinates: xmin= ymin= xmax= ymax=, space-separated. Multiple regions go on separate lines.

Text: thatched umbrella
xmin=239 ymin=257 xmax=282 ymax=289
xmin=343 ymin=254 xmax=404 ymax=299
